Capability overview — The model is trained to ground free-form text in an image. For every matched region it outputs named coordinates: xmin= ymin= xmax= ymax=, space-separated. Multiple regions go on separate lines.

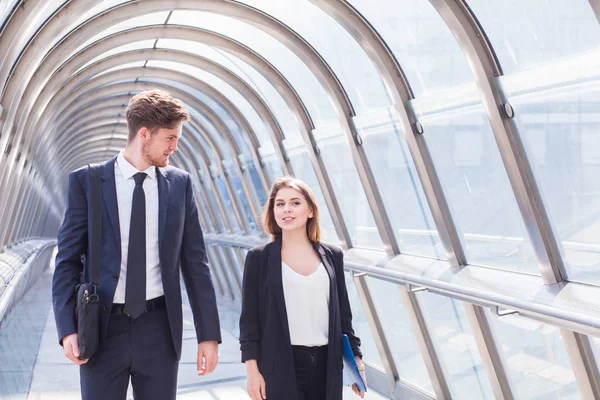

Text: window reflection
xmin=417 ymin=292 xmax=494 ymax=399
xmin=418 ymin=104 xmax=538 ymax=274
xmin=467 ymin=0 xmax=600 ymax=73
xmin=286 ymin=146 xmax=339 ymax=245
xmin=356 ymin=109 xmax=443 ymax=259
xmin=367 ymin=278 xmax=434 ymax=395
xmin=344 ymin=272 xmax=384 ymax=369
xmin=485 ymin=309 xmax=579 ymax=399
xmin=316 ymin=133 xmax=383 ymax=250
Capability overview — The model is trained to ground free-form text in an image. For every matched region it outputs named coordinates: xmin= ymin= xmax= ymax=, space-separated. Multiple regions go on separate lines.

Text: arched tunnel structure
xmin=2 ymin=1 xmax=600 ymax=398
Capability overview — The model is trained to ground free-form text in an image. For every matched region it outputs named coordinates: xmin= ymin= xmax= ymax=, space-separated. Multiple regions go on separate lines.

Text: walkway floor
xmin=1 ymin=268 xmax=386 ymax=400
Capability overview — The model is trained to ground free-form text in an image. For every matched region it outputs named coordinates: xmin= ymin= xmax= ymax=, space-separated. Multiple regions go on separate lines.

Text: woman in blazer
xmin=239 ymin=176 xmax=366 ymax=400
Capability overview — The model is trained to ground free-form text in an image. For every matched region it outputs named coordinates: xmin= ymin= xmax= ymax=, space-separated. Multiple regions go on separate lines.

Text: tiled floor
xmin=0 ymin=270 xmax=386 ymax=400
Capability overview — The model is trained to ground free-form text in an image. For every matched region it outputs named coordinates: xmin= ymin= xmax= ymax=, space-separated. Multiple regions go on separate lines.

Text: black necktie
xmin=126 ymin=172 xmax=147 ymax=319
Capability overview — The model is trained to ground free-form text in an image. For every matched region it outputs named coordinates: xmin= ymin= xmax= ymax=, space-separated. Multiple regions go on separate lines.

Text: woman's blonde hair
xmin=263 ymin=176 xmax=321 ymax=242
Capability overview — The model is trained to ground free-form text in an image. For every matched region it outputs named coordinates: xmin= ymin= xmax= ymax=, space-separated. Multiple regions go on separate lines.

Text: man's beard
xmin=142 ymin=142 xmax=168 ymax=167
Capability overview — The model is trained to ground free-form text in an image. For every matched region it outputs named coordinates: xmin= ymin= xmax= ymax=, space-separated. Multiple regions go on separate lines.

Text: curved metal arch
xmin=31 ymin=39 xmax=282 ymax=154
xmin=54 ymin=94 xmax=265 ymax=234
xmin=40 ymin=68 xmax=240 ymax=160
xmin=61 ymin=106 xmax=130 ymax=135
xmin=590 ymin=0 xmax=600 ymax=25
xmin=0 ymin=0 xmax=58 ymax=93
xmin=17 ymin=25 xmax=292 ymax=184
xmin=18 ymin=47 xmax=268 ymax=212
xmin=313 ymin=0 xmax=464 ymax=265
xmin=6 ymin=2 xmax=354 ymax=247
xmin=36 ymin=73 xmax=269 ymax=232
xmin=428 ymin=0 xmax=566 ymax=284
xmin=50 ymin=116 xmax=257 ymax=235
xmin=59 ymin=97 xmax=131 ymax=126
xmin=9 ymin=146 xmax=118 ymax=241
xmin=35 ymin=77 xmax=240 ymax=186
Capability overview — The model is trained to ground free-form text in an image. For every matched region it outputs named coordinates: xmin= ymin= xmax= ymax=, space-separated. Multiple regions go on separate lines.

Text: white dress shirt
xmin=281 ymin=261 xmax=330 ymax=346
xmin=113 ymin=151 xmax=163 ymax=303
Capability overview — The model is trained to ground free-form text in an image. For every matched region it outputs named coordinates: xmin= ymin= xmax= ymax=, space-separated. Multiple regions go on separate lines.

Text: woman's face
xmin=273 ymin=187 xmax=313 ymax=233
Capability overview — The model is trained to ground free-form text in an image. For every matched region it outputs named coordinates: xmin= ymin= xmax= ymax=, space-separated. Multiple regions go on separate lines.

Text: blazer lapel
xmin=102 ymin=157 xmax=120 ymax=248
xmin=268 ymin=237 xmax=292 ymax=348
xmin=156 ymin=167 xmax=170 ymax=252
xmin=313 ymin=242 xmax=336 ymax=295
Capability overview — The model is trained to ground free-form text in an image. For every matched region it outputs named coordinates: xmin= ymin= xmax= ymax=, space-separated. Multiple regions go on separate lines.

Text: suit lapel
xmin=102 ymin=157 xmax=120 ymax=248
xmin=268 ymin=237 xmax=292 ymax=348
xmin=156 ymin=167 xmax=170 ymax=252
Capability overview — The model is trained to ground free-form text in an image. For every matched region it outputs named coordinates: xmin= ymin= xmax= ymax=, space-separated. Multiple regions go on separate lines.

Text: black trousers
xmin=292 ymin=345 xmax=328 ymax=400
xmin=79 ymin=299 xmax=178 ymax=400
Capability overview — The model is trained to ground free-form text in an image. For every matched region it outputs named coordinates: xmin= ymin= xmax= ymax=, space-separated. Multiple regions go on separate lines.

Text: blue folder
xmin=342 ymin=334 xmax=367 ymax=392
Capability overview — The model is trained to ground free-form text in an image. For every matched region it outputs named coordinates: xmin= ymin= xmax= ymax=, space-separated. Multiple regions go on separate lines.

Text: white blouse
xmin=281 ymin=261 xmax=330 ymax=346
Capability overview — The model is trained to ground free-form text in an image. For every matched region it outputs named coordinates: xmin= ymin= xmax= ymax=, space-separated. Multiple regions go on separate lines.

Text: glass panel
xmin=94 ymin=61 xmax=146 ymax=77
xmin=0 ymin=0 xmax=17 ymax=28
xmin=214 ymin=245 xmax=240 ymax=298
xmin=237 ymin=0 xmax=391 ymax=113
xmin=486 ymin=309 xmax=579 ymax=399
xmin=260 ymin=152 xmax=285 ymax=187
xmin=503 ymin=62 xmax=600 ymax=284
xmin=206 ymin=246 xmax=226 ymax=298
xmin=77 ymin=40 xmax=156 ymax=73
xmin=66 ymin=0 xmax=130 ymax=35
xmin=418 ymin=102 xmax=538 ymax=274
xmin=200 ymin=170 xmax=226 ymax=233
xmin=246 ymin=161 xmax=268 ymax=208
xmin=69 ymin=12 xmax=170 ymax=57
xmin=315 ymin=132 xmax=383 ymax=250
xmin=286 ymin=145 xmax=339 ymax=245
xmin=417 ymin=292 xmax=494 ymax=399
xmin=192 ymin=112 xmax=234 ymax=161
xmin=347 ymin=0 xmax=475 ymax=96
xmin=224 ymin=161 xmax=258 ymax=234
xmin=356 ymin=108 xmax=444 ymax=259
xmin=367 ymin=277 xmax=433 ymax=395
xmin=216 ymin=174 xmax=243 ymax=233
xmin=156 ymin=39 xmax=304 ymax=146
xmin=467 ymin=0 xmax=600 ymax=74
xmin=146 ymin=60 xmax=268 ymax=154
xmin=169 ymin=10 xmax=338 ymax=126
xmin=6 ymin=0 xmax=66 ymax=64
xmin=344 ymin=271 xmax=384 ymax=369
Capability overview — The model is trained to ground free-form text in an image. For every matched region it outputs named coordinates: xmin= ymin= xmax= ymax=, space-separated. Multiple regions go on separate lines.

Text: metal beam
xmin=463 ymin=304 xmax=513 ymax=399
xmin=560 ymin=330 xmax=600 ymax=399
xmin=352 ymin=273 xmax=400 ymax=392
xmin=311 ymin=0 xmax=465 ymax=266
xmin=589 ymin=0 xmax=600 ymax=25
xmin=428 ymin=0 xmax=567 ymax=284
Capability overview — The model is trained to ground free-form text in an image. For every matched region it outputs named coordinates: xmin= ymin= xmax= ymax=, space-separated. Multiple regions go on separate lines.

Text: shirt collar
xmin=117 ymin=151 xmax=157 ymax=181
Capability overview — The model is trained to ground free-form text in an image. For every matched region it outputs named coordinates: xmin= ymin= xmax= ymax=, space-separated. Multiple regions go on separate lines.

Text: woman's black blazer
xmin=239 ymin=236 xmax=362 ymax=400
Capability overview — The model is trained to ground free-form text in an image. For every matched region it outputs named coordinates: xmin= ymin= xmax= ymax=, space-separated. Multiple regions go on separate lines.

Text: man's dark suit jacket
xmin=52 ymin=156 xmax=221 ymax=360
xmin=239 ymin=236 xmax=362 ymax=400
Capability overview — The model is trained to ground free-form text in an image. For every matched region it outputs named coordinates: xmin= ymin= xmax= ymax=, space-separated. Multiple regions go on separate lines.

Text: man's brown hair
xmin=263 ymin=176 xmax=321 ymax=242
xmin=125 ymin=90 xmax=190 ymax=142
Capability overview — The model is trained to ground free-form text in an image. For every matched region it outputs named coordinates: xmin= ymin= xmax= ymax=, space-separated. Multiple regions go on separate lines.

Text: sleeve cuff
xmin=241 ymin=347 xmax=259 ymax=362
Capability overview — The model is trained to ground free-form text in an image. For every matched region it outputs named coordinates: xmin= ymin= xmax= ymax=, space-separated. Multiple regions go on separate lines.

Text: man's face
xmin=141 ymin=125 xmax=182 ymax=168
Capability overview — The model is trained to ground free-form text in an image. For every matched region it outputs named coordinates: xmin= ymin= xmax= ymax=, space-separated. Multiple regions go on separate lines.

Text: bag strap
xmin=88 ymin=163 xmax=102 ymax=286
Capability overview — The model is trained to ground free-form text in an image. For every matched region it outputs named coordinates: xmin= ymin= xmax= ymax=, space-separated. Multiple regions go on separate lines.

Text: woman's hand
xmin=245 ymin=360 xmax=267 ymax=400
xmin=352 ymin=356 xmax=367 ymax=398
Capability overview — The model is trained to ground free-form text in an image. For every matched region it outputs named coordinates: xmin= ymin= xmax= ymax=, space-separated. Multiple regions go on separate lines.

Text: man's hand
xmin=62 ymin=333 xmax=88 ymax=365
xmin=197 ymin=340 xmax=219 ymax=376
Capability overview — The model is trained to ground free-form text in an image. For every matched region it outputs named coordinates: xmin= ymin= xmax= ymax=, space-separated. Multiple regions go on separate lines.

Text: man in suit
xmin=52 ymin=90 xmax=221 ymax=400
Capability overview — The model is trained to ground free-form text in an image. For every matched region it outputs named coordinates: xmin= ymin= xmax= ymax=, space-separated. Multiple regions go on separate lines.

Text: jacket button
xmin=112 ymin=275 xmax=118 ymax=281
xmin=103 ymin=305 xmax=109 ymax=312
